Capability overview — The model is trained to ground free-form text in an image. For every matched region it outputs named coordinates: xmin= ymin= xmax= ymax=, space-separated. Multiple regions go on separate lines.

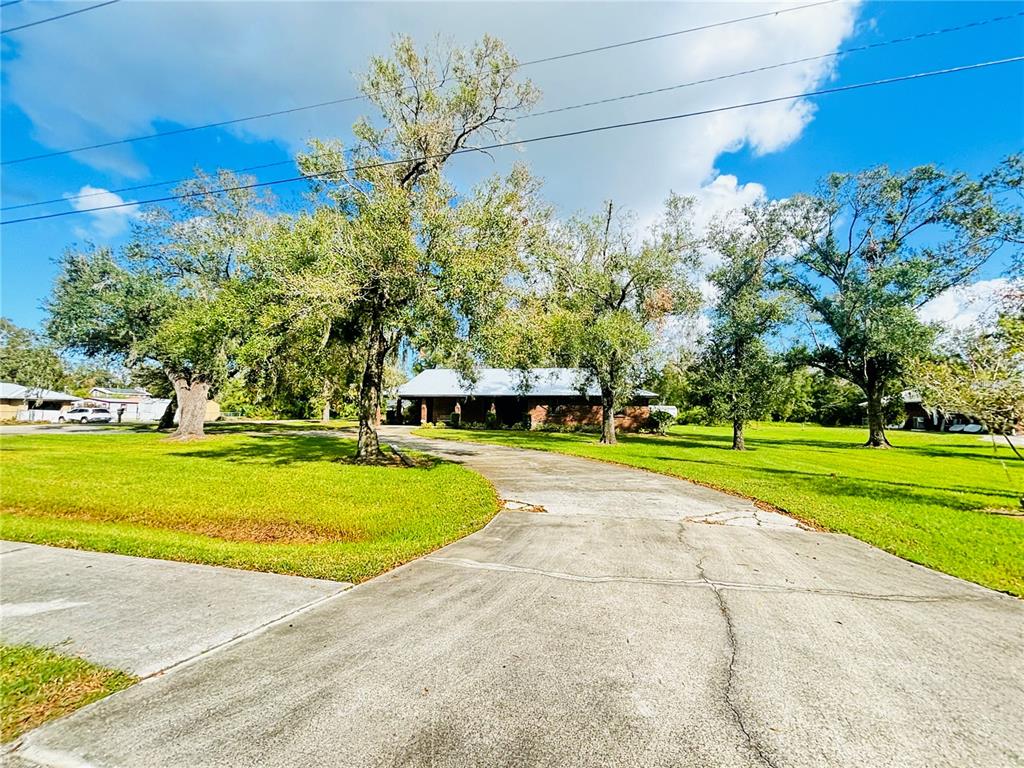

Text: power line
xmin=0 ymin=1 xmax=25 ymax=8
xmin=524 ymin=10 xmax=1024 ymax=119
xmin=2 ymin=159 xmax=301 ymax=213
xmin=1 ymin=0 xmax=119 ymax=34
xmin=5 ymin=12 xmax=1020 ymax=213
xmin=3 ymin=55 xmax=1021 ymax=227
xmin=1 ymin=96 xmax=364 ymax=166
xmin=517 ymin=0 xmax=837 ymax=67
xmin=0 ymin=0 xmax=837 ymax=165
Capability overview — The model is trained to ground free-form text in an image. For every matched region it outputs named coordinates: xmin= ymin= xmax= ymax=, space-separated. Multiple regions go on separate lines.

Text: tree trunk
xmin=320 ymin=380 xmax=332 ymax=423
xmin=732 ymin=419 xmax=745 ymax=450
xmin=355 ymin=322 xmax=388 ymax=460
xmin=157 ymin=394 xmax=176 ymax=431
xmin=168 ymin=374 xmax=209 ymax=441
xmin=599 ymin=388 xmax=617 ymax=445
xmin=864 ymin=382 xmax=891 ymax=448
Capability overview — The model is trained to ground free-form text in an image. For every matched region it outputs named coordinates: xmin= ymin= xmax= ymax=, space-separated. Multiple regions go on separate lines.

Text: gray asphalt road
xmin=5 ymin=428 xmax=1023 ymax=767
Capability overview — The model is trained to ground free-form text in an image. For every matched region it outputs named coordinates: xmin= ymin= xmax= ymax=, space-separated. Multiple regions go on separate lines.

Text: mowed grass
xmin=1 ymin=644 xmax=136 ymax=742
xmin=415 ymin=423 xmax=1024 ymax=596
xmin=0 ymin=431 xmax=498 ymax=583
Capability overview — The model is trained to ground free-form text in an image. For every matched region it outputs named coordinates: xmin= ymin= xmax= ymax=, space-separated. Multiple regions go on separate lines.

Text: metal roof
xmin=397 ymin=368 xmax=658 ymax=399
xmin=91 ymin=387 xmax=150 ymax=397
xmin=0 ymin=382 xmax=77 ymax=402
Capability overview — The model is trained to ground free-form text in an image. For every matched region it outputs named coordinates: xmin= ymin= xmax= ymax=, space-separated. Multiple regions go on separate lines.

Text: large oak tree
xmin=525 ymin=195 xmax=700 ymax=444
xmin=778 ymin=161 xmax=1020 ymax=447
xmin=47 ymin=171 xmax=270 ymax=439
xmin=691 ymin=203 xmax=790 ymax=450
xmin=297 ymin=35 xmax=542 ymax=459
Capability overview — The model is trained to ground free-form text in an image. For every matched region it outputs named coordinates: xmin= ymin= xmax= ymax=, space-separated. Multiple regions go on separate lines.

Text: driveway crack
xmin=696 ymin=553 xmax=781 ymax=768
xmin=680 ymin=521 xmax=781 ymax=768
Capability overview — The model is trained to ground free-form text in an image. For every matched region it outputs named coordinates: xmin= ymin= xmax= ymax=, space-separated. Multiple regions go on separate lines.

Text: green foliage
xmin=643 ymin=356 xmax=693 ymax=410
xmin=770 ymin=367 xmax=817 ymax=422
xmin=648 ymin=409 xmax=675 ymax=435
xmin=500 ymin=195 xmax=700 ymax=443
xmin=47 ymin=171 xmax=270 ymax=396
xmin=231 ymin=207 xmax=362 ymax=419
xmin=778 ymin=161 xmax=1019 ymax=444
xmin=293 ymin=34 xmax=544 ymax=457
xmin=0 ymin=318 xmax=67 ymax=390
xmin=690 ymin=203 xmax=789 ymax=433
xmin=918 ymin=312 xmax=1024 ymax=441
xmin=675 ymin=406 xmax=709 ymax=425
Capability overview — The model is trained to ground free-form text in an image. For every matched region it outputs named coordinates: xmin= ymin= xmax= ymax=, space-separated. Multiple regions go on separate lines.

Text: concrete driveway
xmin=6 ymin=428 xmax=1023 ymax=767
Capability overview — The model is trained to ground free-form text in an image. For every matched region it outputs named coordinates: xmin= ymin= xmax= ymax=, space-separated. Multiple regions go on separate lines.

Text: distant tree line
xmin=15 ymin=34 xmax=1020 ymax=455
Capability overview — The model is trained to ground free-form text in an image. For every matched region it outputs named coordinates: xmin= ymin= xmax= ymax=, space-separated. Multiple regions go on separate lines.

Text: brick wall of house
xmin=527 ymin=400 xmax=651 ymax=432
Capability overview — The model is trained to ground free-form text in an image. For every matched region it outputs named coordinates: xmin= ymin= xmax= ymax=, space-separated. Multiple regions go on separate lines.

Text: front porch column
xmin=420 ymin=398 xmax=428 ymax=425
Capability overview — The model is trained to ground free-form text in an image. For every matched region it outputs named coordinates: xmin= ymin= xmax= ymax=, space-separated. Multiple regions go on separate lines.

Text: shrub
xmin=449 ymin=413 xmax=461 ymax=428
xmin=675 ymin=406 xmax=709 ymax=425
xmin=648 ymin=410 xmax=675 ymax=435
xmin=484 ymin=411 xmax=499 ymax=429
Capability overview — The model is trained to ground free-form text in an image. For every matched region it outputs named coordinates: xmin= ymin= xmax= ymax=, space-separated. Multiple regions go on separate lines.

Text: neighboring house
xmin=396 ymin=368 xmax=658 ymax=430
xmin=893 ymin=390 xmax=982 ymax=432
xmin=89 ymin=386 xmax=151 ymax=400
xmin=75 ymin=386 xmax=170 ymax=422
xmin=0 ymin=382 xmax=77 ymax=422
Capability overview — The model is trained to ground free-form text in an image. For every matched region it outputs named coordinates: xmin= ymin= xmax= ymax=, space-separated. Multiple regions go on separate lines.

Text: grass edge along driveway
xmin=1 ymin=644 xmax=136 ymax=743
xmin=413 ymin=423 xmax=1024 ymax=597
xmin=0 ymin=430 xmax=499 ymax=584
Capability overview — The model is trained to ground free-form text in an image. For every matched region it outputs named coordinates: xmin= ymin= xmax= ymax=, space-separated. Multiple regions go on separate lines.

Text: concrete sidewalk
xmin=0 ymin=542 xmax=350 ymax=677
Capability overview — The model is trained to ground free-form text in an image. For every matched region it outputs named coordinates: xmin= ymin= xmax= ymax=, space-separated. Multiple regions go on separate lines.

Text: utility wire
xmin=1 ymin=96 xmax=366 ymax=166
xmin=1 ymin=0 xmax=119 ymax=34
xmin=0 ymin=1 xmax=25 ymax=9
xmin=2 ymin=159 xmax=302 ymax=213
xmin=5 ymin=12 xmax=1020 ymax=213
xmin=524 ymin=10 xmax=1024 ymax=119
xmin=0 ymin=0 xmax=837 ymax=165
xmin=3 ymin=55 xmax=1021 ymax=227
xmin=517 ymin=0 xmax=838 ymax=66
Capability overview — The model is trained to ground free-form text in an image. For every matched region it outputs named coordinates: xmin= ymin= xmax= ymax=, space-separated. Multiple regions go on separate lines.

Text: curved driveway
xmin=9 ymin=427 xmax=1023 ymax=768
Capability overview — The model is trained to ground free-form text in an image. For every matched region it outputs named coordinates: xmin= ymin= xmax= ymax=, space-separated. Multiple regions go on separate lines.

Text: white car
xmin=58 ymin=407 xmax=113 ymax=424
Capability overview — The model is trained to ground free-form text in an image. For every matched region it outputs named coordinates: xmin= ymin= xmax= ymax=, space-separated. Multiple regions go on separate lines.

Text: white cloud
xmin=64 ymin=186 xmax=138 ymax=239
xmin=2 ymin=0 xmax=861 ymax=213
xmin=692 ymin=174 xmax=767 ymax=231
xmin=918 ymin=279 xmax=1010 ymax=333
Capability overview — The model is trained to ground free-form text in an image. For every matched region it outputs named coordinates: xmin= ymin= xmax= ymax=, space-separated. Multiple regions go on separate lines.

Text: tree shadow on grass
xmin=174 ymin=433 xmax=448 ymax=470
xmin=204 ymin=421 xmax=356 ymax=436
xmin=641 ymin=431 xmax=1018 ymax=463
xmin=647 ymin=455 xmax=1021 ymax=508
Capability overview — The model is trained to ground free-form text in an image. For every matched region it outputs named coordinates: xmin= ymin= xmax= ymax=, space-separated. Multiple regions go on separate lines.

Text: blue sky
xmin=1 ymin=0 xmax=1022 ymax=332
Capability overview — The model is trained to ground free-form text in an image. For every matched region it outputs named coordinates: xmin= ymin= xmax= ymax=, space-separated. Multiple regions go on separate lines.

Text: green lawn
xmin=1 ymin=644 xmax=136 ymax=742
xmin=0 ymin=430 xmax=498 ymax=583
xmin=414 ymin=423 xmax=1024 ymax=596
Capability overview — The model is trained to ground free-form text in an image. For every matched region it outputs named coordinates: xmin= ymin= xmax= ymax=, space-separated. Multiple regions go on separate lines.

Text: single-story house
xmin=90 ymin=386 xmax=151 ymax=400
xmin=899 ymin=389 xmax=985 ymax=432
xmin=395 ymin=368 xmax=658 ymax=430
xmin=75 ymin=386 xmax=173 ymax=422
xmin=0 ymin=382 xmax=77 ymax=422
